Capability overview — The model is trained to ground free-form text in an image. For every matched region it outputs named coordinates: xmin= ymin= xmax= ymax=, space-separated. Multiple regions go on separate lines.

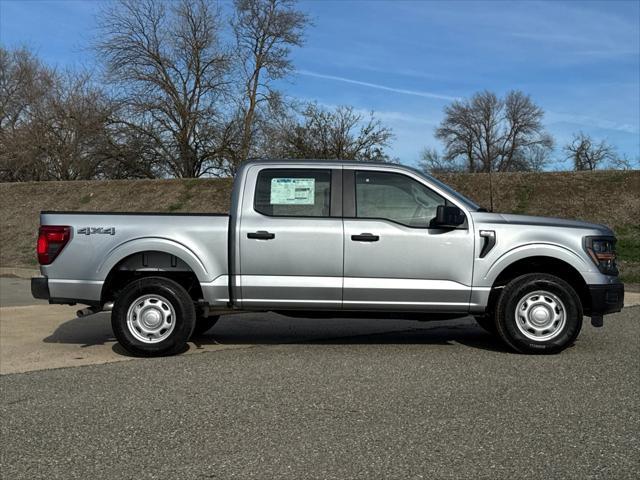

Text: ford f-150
xmin=31 ymin=160 xmax=624 ymax=355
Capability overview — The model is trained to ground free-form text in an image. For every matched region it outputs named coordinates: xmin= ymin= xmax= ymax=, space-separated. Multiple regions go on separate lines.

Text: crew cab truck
xmin=31 ymin=160 xmax=624 ymax=356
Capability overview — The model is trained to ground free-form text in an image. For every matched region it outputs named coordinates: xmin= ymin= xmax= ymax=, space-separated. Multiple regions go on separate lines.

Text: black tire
xmin=495 ymin=273 xmax=583 ymax=354
xmin=474 ymin=314 xmax=497 ymax=335
xmin=192 ymin=313 xmax=220 ymax=336
xmin=112 ymin=276 xmax=196 ymax=357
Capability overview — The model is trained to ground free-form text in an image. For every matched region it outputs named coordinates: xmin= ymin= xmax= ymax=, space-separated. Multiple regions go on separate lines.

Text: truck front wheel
xmin=192 ymin=312 xmax=220 ymax=337
xmin=495 ymin=273 xmax=583 ymax=354
xmin=112 ymin=277 xmax=196 ymax=356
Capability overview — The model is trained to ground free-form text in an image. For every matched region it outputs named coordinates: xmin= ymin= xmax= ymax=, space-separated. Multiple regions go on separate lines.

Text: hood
xmin=471 ymin=212 xmax=614 ymax=235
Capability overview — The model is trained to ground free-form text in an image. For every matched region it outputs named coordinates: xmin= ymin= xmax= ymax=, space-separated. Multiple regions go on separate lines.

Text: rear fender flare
xmin=97 ymin=237 xmax=210 ymax=283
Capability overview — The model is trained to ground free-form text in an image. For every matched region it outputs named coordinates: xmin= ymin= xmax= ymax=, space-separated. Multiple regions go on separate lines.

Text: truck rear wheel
xmin=112 ymin=277 xmax=196 ymax=356
xmin=474 ymin=314 xmax=497 ymax=335
xmin=495 ymin=273 xmax=583 ymax=354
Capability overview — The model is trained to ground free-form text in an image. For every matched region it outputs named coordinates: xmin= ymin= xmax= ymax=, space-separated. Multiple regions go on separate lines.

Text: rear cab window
xmin=254 ymin=169 xmax=331 ymax=217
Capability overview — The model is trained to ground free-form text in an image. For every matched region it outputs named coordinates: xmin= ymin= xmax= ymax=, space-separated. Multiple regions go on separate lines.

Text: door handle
xmin=351 ymin=233 xmax=379 ymax=242
xmin=247 ymin=231 xmax=275 ymax=240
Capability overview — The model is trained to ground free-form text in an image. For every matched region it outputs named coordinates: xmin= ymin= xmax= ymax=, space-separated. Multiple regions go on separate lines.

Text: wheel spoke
xmin=126 ymin=294 xmax=177 ymax=344
xmin=514 ymin=290 xmax=566 ymax=342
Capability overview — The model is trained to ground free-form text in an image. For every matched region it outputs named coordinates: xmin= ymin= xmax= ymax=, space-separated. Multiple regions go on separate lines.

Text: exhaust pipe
xmin=76 ymin=306 xmax=101 ymax=317
xmin=76 ymin=302 xmax=114 ymax=318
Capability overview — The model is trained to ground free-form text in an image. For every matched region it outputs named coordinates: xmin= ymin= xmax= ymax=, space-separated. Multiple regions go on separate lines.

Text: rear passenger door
xmin=238 ymin=166 xmax=344 ymax=309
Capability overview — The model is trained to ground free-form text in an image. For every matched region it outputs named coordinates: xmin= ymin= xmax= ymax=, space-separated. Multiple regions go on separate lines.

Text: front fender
xmin=479 ymin=242 xmax=593 ymax=286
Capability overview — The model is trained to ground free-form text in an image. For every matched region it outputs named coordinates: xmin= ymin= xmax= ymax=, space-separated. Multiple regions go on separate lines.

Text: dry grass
xmin=0 ymin=178 xmax=232 ymax=269
xmin=437 ymin=170 xmax=640 ymax=282
xmin=1 ymin=170 xmax=638 ymax=281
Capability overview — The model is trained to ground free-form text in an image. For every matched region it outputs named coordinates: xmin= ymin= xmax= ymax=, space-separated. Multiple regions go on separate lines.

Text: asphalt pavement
xmin=1 ymin=278 xmax=639 ymax=479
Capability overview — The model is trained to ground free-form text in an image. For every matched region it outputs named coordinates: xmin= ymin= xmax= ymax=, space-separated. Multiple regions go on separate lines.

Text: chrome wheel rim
xmin=514 ymin=290 xmax=566 ymax=341
xmin=126 ymin=294 xmax=176 ymax=344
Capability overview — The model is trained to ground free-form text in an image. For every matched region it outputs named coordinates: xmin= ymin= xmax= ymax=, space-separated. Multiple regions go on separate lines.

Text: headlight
xmin=584 ymin=236 xmax=618 ymax=276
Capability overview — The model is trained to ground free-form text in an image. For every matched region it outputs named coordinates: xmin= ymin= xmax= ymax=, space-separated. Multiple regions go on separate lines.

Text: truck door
xmin=342 ymin=168 xmax=474 ymax=312
xmin=238 ymin=166 xmax=343 ymax=309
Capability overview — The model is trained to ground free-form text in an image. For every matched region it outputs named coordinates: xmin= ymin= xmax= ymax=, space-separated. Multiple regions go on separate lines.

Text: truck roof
xmin=241 ymin=158 xmax=422 ymax=174
xmin=239 ymin=159 xmax=486 ymax=212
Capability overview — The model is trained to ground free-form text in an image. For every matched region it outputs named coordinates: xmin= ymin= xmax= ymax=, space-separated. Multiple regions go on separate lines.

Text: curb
xmin=625 ymin=292 xmax=640 ymax=307
xmin=0 ymin=267 xmax=40 ymax=279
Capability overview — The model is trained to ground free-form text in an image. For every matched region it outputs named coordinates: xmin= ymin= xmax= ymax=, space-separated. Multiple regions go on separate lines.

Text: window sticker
xmin=270 ymin=178 xmax=315 ymax=205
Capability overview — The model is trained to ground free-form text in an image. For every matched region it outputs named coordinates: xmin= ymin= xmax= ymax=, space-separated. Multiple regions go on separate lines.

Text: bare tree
xmin=231 ymin=0 xmax=309 ymax=171
xmin=96 ymin=0 xmax=230 ymax=178
xmin=99 ymin=121 xmax=165 ymax=179
xmin=31 ymin=72 xmax=119 ymax=180
xmin=0 ymin=47 xmax=54 ymax=181
xmin=434 ymin=90 xmax=554 ymax=172
xmin=418 ymin=147 xmax=463 ymax=173
xmin=267 ymin=103 xmax=394 ymax=162
xmin=564 ymin=132 xmax=616 ymax=171
xmin=608 ymin=154 xmax=639 ymax=170
xmin=0 ymin=47 xmax=52 ymax=134
xmin=1 ymin=47 xmax=118 ymax=181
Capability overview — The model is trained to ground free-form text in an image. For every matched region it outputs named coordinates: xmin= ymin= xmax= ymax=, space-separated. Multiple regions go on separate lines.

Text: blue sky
xmin=1 ymin=0 xmax=639 ymax=168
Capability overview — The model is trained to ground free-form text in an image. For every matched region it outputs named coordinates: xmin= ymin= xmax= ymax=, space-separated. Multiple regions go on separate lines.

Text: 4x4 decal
xmin=77 ymin=227 xmax=116 ymax=235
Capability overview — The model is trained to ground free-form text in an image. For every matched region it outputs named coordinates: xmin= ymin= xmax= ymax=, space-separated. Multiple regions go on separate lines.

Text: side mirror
xmin=431 ymin=205 xmax=465 ymax=228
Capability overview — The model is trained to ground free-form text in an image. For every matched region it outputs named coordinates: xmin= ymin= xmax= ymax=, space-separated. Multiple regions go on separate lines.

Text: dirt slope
xmin=1 ymin=170 xmax=638 ymax=281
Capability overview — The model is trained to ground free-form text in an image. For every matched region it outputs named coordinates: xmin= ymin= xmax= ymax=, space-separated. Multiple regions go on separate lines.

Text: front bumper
xmin=31 ymin=277 xmax=50 ymax=300
xmin=587 ymin=283 xmax=624 ymax=316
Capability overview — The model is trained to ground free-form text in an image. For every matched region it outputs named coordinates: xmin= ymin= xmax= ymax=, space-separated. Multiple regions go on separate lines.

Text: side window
xmin=254 ymin=169 xmax=331 ymax=217
xmin=355 ymin=171 xmax=446 ymax=227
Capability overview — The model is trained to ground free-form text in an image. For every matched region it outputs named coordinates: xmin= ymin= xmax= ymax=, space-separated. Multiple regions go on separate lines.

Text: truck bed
xmin=39 ymin=211 xmax=230 ymax=306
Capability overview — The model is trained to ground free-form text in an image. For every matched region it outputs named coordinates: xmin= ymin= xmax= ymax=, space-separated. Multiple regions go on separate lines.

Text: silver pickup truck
xmin=32 ymin=160 xmax=624 ymax=356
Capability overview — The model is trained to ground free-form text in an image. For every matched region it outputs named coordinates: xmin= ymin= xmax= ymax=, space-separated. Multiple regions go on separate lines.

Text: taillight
xmin=37 ymin=226 xmax=71 ymax=265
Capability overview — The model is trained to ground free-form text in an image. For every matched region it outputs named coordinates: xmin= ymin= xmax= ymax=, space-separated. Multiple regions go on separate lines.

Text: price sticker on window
xmin=270 ymin=178 xmax=315 ymax=205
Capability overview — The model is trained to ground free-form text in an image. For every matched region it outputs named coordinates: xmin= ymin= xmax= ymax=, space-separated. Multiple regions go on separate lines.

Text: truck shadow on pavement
xmin=189 ymin=327 xmax=511 ymax=355
xmin=43 ymin=312 xmax=115 ymax=348
xmin=43 ymin=312 xmax=511 ymax=356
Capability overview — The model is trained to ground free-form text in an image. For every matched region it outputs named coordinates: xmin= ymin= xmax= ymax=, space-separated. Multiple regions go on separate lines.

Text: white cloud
xmin=546 ymin=111 xmax=639 ymax=135
xmin=296 ymin=70 xmax=459 ymax=101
